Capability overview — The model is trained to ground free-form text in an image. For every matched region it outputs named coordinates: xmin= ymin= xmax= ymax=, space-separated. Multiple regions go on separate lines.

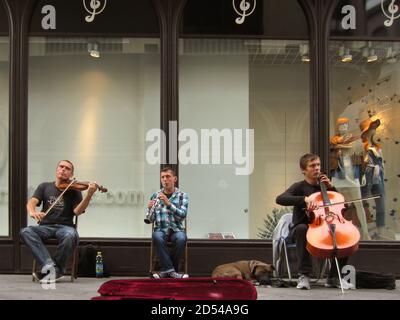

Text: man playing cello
xmin=276 ymin=153 xmax=354 ymax=290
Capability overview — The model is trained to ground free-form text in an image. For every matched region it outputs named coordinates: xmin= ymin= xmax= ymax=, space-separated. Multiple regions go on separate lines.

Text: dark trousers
xmin=290 ymin=223 xmax=348 ymax=278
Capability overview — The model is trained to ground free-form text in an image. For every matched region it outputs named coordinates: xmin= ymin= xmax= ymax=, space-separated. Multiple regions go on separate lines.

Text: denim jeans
xmin=152 ymin=230 xmax=187 ymax=272
xmin=362 ymin=169 xmax=386 ymax=227
xmin=20 ymin=224 xmax=79 ymax=274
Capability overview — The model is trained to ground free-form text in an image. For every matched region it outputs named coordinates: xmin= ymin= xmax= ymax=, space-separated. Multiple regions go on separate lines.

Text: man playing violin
xmin=20 ymin=160 xmax=98 ymax=283
xmin=276 ymin=153 xmax=354 ymax=290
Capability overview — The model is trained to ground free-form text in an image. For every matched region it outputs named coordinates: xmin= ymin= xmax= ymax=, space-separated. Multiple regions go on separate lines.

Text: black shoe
xmin=32 ymin=271 xmax=45 ymax=282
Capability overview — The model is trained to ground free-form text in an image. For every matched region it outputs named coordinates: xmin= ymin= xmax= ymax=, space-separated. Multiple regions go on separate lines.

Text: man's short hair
xmin=57 ymin=160 xmax=75 ymax=173
xmin=161 ymin=166 xmax=176 ymax=176
xmin=299 ymin=153 xmax=320 ymax=170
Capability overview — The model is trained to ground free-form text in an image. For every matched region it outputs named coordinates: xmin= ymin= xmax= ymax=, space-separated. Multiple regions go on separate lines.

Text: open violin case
xmin=91 ymin=277 xmax=258 ymax=300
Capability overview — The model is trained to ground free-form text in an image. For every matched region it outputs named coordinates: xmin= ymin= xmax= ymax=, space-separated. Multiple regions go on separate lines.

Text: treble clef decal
xmin=83 ymin=0 xmax=107 ymax=23
xmin=233 ymin=0 xmax=256 ymax=25
xmin=381 ymin=0 xmax=400 ymax=27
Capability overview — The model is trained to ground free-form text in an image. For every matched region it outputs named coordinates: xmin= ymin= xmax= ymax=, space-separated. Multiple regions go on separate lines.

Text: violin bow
xmin=43 ymin=178 xmax=76 ymax=218
xmin=314 ymin=195 xmax=381 ymax=209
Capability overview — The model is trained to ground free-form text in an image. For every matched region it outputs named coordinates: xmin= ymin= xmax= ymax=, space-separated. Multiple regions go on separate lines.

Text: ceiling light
xmin=386 ymin=47 xmax=397 ymax=64
xmin=88 ymin=42 xmax=100 ymax=58
xmin=367 ymin=48 xmax=378 ymax=62
xmin=299 ymin=44 xmax=310 ymax=63
xmin=362 ymin=46 xmax=369 ymax=58
xmin=341 ymin=47 xmax=352 ymax=62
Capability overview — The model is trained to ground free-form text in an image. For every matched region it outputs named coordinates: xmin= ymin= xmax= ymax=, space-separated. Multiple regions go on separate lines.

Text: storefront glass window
xmin=27 ymin=37 xmax=160 ymax=237
xmin=179 ymin=39 xmax=310 ymax=239
xmin=329 ymin=40 xmax=400 ymax=241
xmin=0 ymin=5 xmax=9 ymax=237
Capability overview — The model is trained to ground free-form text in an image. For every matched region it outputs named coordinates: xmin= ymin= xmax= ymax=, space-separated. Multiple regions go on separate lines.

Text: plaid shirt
xmin=146 ymin=188 xmax=189 ymax=233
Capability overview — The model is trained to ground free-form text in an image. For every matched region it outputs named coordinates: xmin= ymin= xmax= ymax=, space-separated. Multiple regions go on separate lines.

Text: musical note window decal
xmin=381 ymin=0 xmax=400 ymax=27
xmin=233 ymin=0 xmax=256 ymax=25
xmin=83 ymin=0 xmax=107 ymax=23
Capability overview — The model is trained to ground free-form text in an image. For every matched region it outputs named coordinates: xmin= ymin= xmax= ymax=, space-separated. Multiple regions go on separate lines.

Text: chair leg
xmin=71 ymin=247 xmax=78 ymax=282
xmin=319 ymin=258 xmax=329 ymax=280
xmin=184 ymin=241 xmax=188 ymax=275
xmin=149 ymin=239 xmax=154 ymax=275
xmin=282 ymin=241 xmax=292 ymax=281
xmin=334 ymin=257 xmax=344 ymax=294
xmin=74 ymin=247 xmax=79 ymax=279
xmin=32 ymin=259 xmax=37 ymax=282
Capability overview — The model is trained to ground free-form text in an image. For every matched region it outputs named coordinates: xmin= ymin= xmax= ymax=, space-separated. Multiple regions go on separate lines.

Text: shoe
xmin=169 ymin=271 xmax=189 ymax=279
xmin=153 ymin=271 xmax=172 ymax=278
xmin=39 ymin=270 xmax=64 ymax=284
xmin=325 ymin=277 xmax=355 ymax=290
xmin=32 ymin=271 xmax=45 ymax=282
xmin=152 ymin=273 xmax=169 ymax=279
xmin=296 ymin=275 xmax=310 ymax=290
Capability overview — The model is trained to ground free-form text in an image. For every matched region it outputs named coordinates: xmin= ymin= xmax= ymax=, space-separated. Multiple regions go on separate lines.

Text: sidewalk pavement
xmin=0 ymin=275 xmax=398 ymax=300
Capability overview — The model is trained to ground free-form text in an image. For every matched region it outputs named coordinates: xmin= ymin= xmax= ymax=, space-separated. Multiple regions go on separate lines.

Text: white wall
xmin=28 ymin=48 xmax=160 ymax=237
xmin=0 ymin=40 xmax=9 ymax=236
xmin=179 ymin=55 xmax=310 ymax=239
xmin=25 ymin=39 xmax=313 ymax=240
xmin=250 ymin=64 xmax=310 ymax=238
xmin=179 ymin=55 xmax=250 ymax=238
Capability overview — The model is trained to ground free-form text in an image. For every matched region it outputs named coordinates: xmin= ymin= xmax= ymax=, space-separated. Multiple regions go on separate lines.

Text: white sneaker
xmin=152 ymin=271 xmax=189 ymax=279
xmin=296 ymin=275 xmax=310 ymax=290
xmin=341 ymin=281 xmax=355 ymax=290
xmin=169 ymin=271 xmax=189 ymax=279
xmin=152 ymin=271 xmax=170 ymax=278
xmin=39 ymin=271 xmax=64 ymax=284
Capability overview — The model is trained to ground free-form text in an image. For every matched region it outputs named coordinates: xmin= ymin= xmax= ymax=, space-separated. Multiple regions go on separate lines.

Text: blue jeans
xmin=152 ymin=230 xmax=187 ymax=272
xmin=20 ymin=224 xmax=79 ymax=274
xmin=362 ymin=169 xmax=386 ymax=227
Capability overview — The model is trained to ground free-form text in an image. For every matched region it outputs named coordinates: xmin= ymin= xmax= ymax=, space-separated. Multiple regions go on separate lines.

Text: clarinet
xmin=144 ymin=194 xmax=161 ymax=224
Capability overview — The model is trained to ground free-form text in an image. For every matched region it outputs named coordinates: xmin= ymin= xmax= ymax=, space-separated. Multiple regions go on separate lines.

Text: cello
xmin=306 ymin=175 xmax=360 ymax=259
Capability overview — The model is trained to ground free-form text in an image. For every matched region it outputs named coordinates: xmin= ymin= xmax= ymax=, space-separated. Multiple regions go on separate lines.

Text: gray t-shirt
xmin=33 ymin=182 xmax=82 ymax=226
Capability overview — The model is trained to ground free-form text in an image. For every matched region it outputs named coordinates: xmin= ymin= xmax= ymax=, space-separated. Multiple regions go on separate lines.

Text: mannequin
xmin=330 ymin=117 xmax=371 ymax=240
xmin=359 ymin=118 xmax=391 ymax=240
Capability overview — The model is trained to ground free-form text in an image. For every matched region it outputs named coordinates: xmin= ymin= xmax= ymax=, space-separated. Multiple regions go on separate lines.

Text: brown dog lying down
xmin=211 ymin=260 xmax=275 ymax=285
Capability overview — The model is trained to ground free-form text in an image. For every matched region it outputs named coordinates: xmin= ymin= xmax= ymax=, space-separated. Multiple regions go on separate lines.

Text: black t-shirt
xmin=33 ymin=182 xmax=83 ymax=226
xmin=162 ymin=192 xmax=173 ymax=209
xmin=275 ymin=180 xmax=336 ymax=226
xmin=163 ymin=192 xmax=173 ymax=198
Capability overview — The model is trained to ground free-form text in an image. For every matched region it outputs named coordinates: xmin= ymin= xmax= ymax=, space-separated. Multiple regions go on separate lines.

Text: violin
xmin=41 ymin=179 xmax=107 ymax=220
xmin=57 ymin=180 xmax=108 ymax=193
xmin=305 ymin=175 xmax=360 ymax=259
